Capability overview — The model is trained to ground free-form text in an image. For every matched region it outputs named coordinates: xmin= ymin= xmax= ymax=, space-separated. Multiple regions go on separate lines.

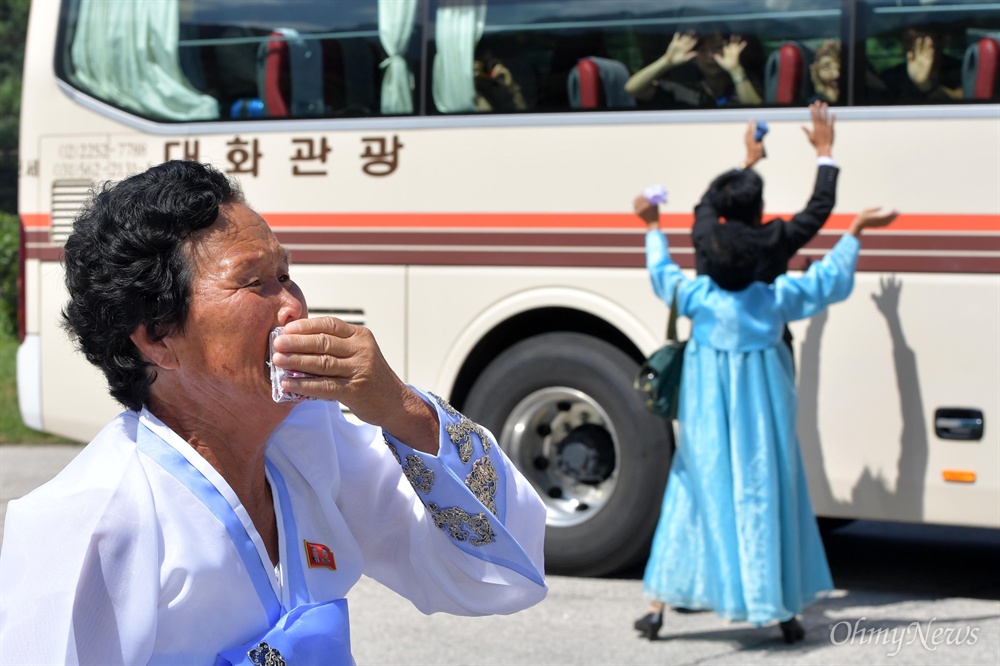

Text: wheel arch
xmin=442 ymin=287 xmax=659 ymax=410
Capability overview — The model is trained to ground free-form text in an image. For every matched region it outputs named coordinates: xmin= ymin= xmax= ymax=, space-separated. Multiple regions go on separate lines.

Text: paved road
xmin=2 ymin=444 xmax=998 ymax=665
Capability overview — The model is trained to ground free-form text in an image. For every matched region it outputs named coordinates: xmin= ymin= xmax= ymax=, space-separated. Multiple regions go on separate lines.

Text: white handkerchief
xmin=643 ymin=184 xmax=668 ymax=205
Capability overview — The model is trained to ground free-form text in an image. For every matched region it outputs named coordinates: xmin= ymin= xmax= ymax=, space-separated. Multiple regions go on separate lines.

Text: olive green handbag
xmin=635 ymin=284 xmax=687 ymax=420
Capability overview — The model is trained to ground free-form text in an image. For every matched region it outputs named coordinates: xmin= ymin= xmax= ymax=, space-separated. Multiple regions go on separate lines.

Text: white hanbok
xmin=0 ymin=389 xmax=547 ymax=665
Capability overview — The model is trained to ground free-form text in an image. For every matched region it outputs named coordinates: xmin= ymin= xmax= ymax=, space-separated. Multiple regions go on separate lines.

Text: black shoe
xmin=779 ymin=617 xmax=806 ymax=644
xmin=633 ymin=612 xmax=663 ymax=640
xmin=672 ymin=606 xmax=703 ymax=614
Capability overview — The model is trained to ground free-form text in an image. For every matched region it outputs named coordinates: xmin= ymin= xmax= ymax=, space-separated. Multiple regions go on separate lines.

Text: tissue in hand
xmin=643 ymin=184 xmax=668 ymax=205
xmin=269 ymin=326 xmax=315 ymax=403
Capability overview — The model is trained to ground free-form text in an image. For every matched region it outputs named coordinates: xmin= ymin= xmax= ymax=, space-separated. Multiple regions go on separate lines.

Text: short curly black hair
xmin=707 ymin=168 xmax=764 ymax=225
xmin=62 ymin=161 xmax=244 ymax=411
xmin=696 ymin=221 xmax=765 ymax=292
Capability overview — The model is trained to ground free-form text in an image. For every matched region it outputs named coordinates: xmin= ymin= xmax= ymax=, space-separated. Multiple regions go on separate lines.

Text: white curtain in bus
xmin=70 ymin=0 xmax=219 ymax=121
xmin=432 ymin=0 xmax=487 ymax=113
xmin=378 ymin=0 xmax=418 ymax=115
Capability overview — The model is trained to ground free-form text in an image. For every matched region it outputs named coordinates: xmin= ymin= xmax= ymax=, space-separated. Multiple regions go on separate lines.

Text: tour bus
xmin=17 ymin=0 xmax=999 ymax=576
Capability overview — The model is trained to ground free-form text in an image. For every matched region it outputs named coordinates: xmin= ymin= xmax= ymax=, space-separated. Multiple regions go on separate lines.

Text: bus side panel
xmin=291 ymin=265 xmax=407 ymax=373
xmin=406 ymin=265 xmax=668 ymax=393
xmin=794 ymin=271 xmax=1000 ymax=528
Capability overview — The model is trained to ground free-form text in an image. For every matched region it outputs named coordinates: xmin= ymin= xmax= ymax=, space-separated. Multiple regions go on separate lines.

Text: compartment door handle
xmin=934 ymin=408 xmax=984 ymax=441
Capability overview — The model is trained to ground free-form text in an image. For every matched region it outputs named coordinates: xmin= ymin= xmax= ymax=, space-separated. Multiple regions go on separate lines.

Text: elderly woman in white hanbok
xmin=0 ymin=161 xmax=547 ymax=665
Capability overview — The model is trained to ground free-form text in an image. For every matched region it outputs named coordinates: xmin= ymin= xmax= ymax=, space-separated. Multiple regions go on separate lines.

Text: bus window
xmin=429 ymin=0 xmax=843 ymax=114
xmin=858 ymin=0 xmax=1000 ymax=105
xmin=57 ymin=0 xmax=424 ymax=122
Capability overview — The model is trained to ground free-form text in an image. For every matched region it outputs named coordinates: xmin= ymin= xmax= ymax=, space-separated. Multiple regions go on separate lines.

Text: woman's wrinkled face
xmin=170 ymin=202 xmax=307 ymax=406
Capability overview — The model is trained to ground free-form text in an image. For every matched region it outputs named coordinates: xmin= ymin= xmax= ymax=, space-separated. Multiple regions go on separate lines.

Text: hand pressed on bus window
xmin=626 ymin=30 xmax=762 ymax=107
xmin=903 ymin=35 xmax=961 ymax=101
xmin=663 ymin=31 xmax=699 ymax=69
xmin=877 ymin=26 xmax=963 ymax=103
xmin=624 ymin=32 xmax=697 ymax=101
xmin=716 ymin=35 xmax=762 ymax=105
xmin=715 ymin=36 xmax=749 ymax=81
xmin=906 ymin=36 xmax=937 ymax=93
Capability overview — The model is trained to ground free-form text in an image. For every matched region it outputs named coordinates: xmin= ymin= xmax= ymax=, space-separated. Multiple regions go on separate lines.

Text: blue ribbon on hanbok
xmin=213 ymin=599 xmax=351 ymax=666
xmin=136 ymin=422 xmax=353 ymax=665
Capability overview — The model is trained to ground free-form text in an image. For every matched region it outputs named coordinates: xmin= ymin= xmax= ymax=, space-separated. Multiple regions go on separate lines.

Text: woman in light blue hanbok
xmin=632 ymin=199 xmax=898 ymax=643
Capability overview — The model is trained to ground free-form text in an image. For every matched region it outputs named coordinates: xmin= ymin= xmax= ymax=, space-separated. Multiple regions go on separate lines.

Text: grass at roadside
xmin=0 ymin=329 xmax=77 ymax=444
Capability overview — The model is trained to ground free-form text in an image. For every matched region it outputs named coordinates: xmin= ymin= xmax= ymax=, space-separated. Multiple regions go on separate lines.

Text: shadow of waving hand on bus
xmin=797 ymin=276 xmax=928 ymax=522
xmin=869 ymin=276 xmax=928 ymax=520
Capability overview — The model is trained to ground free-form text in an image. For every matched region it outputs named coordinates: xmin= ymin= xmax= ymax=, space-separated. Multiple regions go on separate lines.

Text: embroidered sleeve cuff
xmin=381 ymin=387 xmax=544 ymax=586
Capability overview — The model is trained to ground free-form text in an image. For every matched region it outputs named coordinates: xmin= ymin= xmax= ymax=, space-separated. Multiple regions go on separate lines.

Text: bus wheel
xmin=463 ymin=332 xmax=673 ymax=577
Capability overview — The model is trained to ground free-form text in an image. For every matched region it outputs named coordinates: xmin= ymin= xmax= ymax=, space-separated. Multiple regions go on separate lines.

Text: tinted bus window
xmin=857 ymin=0 xmax=1000 ymax=105
xmin=431 ymin=0 xmax=843 ymax=114
xmin=57 ymin=0 xmax=423 ymax=122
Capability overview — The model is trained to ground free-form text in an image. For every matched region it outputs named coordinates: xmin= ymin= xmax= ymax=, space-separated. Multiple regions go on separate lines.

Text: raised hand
xmin=272 ymin=316 xmax=439 ymax=451
xmin=906 ymin=36 xmax=936 ymax=92
xmin=801 ymin=101 xmax=834 ymax=157
xmin=715 ymin=36 xmax=747 ymax=75
xmin=663 ymin=32 xmax=698 ymax=68
xmin=849 ymin=207 xmax=900 ymax=237
xmin=743 ymin=119 xmax=766 ymax=168
xmin=634 ymin=194 xmax=660 ymax=227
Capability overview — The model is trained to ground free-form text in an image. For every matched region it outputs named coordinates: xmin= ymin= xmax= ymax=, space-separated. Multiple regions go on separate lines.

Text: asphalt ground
xmin=2 ymin=444 xmax=998 ymax=665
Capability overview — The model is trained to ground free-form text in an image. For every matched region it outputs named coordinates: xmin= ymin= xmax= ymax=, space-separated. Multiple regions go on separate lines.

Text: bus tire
xmin=463 ymin=332 xmax=673 ymax=577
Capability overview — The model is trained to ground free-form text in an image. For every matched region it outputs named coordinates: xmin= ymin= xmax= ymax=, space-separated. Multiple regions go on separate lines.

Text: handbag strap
xmin=666 ymin=283 xmax=680 ymax=343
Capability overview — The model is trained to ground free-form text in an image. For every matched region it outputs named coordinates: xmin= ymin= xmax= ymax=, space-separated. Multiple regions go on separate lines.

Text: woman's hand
xmin=849 ymin=207 xmax=899 ymax=237
xmin=634 ymin=194 xmax=660 ymax=229
xmin=272 ymin=317 xmax=440 ymax=452
xmin=625 ymin=31 xmax=696 ymax=100
xmin=715 ymin=36 xmax=747 ymax=76
xmin=663 ymin=32 xmax=698 ymax=68
xmin=906 ymin=36 xmax=936 ymax=92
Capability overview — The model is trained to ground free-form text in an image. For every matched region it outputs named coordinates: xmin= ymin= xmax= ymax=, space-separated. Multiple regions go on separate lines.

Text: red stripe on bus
xmin=265 ymin=212 xmax=1000 ymax=233
xmin=272 ymin=248 xmax=1000 ymax=274
xmin=21 ymin=214 xmax=49 ymax=228
xmin=18 ymin=211 xmax=1000 ymax=233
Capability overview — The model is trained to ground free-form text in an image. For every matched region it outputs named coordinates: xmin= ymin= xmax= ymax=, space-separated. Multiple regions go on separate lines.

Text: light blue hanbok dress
xmin=641 ymin=230 xmax=859 ymax=625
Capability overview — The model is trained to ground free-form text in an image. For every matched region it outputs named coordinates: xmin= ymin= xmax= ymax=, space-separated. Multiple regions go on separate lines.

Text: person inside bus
xmin=624 ymin=30 xmax=763 ymax=108
xmin=474 ymin=52 xmax=528 ymax=112
xmin=875 ymin=24 xmax=963 ymax=104
xmin=808 ymin=39 xmax=841 ymax=104
xmin=0 ymin=161 xmax=547 ymax=664
xmin=631 ymin=190 xmax=899 ymax=643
